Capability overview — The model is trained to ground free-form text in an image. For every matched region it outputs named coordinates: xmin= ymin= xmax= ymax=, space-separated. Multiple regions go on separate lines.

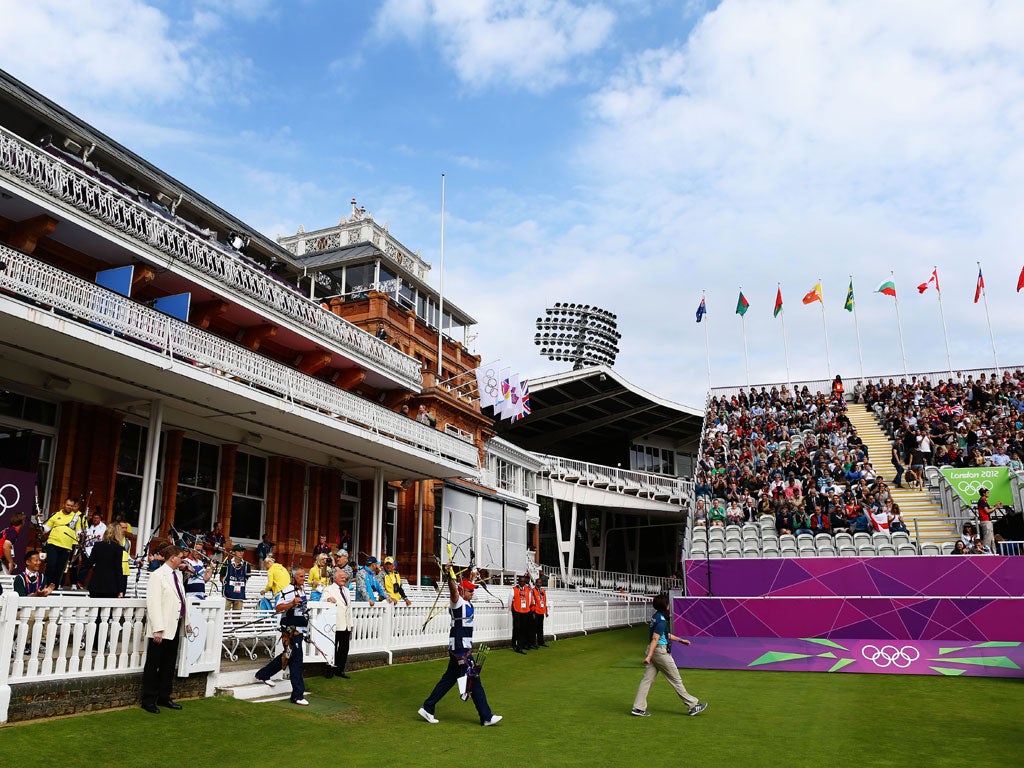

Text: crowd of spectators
xmin=692 ymin=369 xmax=1024 ymax=552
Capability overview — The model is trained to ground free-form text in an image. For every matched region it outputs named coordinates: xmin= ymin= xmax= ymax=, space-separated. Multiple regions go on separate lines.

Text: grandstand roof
xmin=497 ymin=365 xmax=704 ymax=465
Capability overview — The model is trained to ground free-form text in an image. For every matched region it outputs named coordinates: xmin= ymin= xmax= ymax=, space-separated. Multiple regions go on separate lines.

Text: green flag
xmin=736 ymin=291 xmax=749 ymax=316
xmin=844 ymin=279 xmax=855 ymax=312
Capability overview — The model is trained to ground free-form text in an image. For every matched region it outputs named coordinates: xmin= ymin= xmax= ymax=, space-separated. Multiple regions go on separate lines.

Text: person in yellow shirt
xmin=381 ymin=556 xmax=411 ymax=606
xmin=42 ymin=497 xmax=85 ymax=588
xmin=308 ymin=553 xmax=330 ymax=595
xmin=264 ymin=555 xmax=290 ymax=596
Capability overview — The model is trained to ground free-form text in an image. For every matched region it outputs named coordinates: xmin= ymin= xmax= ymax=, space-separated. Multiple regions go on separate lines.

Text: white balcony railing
xmin=0 ymin=245 xmax=479 ymax=469
xmin=0 ymin=126 xmax=422 ymax=389
xmin=536 ymin=454 xmax=693 ymax=503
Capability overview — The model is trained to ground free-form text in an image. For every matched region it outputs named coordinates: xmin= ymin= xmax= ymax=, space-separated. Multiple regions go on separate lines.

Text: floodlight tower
xmin=534 ymin=303 xmax=621 ymax=370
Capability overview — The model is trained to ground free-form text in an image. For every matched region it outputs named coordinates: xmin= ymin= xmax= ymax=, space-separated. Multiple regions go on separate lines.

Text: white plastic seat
xmin=742 ymin=546 xmax=761 ymax=559
xmin=708 ymin=540 xmax=726 ymax=553
xmin=940 ymin=542 xmax=956 ymax=555
xmin=817 ymin=546 xmax=837 ymax=558
xmin=833 ymin=532 xmax=853 ymax=547
xmin=838 ymin=546 xmax=857 ymax=557
xmin=872 ymin=533 xmax=891 ymax=547
xmin=725 ymin=549 xmax=743 ymax=559
xmin=857 ymin=543 xmax=876 ymax=556
xmin=853 ymin=533 xmax=871 ymax=546
xmin=709 ymin=551 xmax=725 ymax=559
xmin=708 ymin=527 xmax=726 ymax=542
xmin=876 ymin=544 xmax=897 ymax=557
xmin=761 ymin=549 xmax=781 ymax=558
xmin=897 ymin=545 xmax=918 ymax=557
xmin=779 ymin=534 xmax=797 ymax=549
xmin=920 ymin=543 xmax=941 ymax=556
xmin=891 ymin=532 xmax=911 ymax=546
xmin=814 ymin=533 xmax=832 ymax=547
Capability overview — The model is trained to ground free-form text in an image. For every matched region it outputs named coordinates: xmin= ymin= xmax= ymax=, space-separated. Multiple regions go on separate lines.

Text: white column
xmin=371 ymin=468 xmax=384 ymax=558
xmin=136 ymin=399 xmax=164 ymax=557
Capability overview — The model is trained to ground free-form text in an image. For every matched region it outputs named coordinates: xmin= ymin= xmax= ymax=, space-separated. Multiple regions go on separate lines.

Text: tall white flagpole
xmin=818 ymin=278 xmax=832 ymax=380
xmin=933 ymin=265 xmax=953 ymax=376
xmin=850 ymin=276 xmax=865 ymax=381
xmin=739 ymin=287 xmax=750 ymax=387
xmin=702 ymin=290 xmax=711 ymax=390
xmin=779 ymin=283 xmax=792 ymax=386
xmin=436 ymin=172 xmax=446 ymax=375
xmin=892 ymin=270 xmax=909 ymax=377
xmin=978 ymin=261 xmax=1000 ymax=374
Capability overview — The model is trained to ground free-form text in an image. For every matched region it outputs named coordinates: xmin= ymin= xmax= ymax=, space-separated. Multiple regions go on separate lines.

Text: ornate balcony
xmin=0 ymin=244 xmax=479 ymax=470
xmin=0 ymin=126 xmax=423 ymax=390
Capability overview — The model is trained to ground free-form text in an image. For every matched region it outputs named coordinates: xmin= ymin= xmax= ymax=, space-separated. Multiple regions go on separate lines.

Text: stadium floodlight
xmin=534 ymin=302 xmax=620 ymax=369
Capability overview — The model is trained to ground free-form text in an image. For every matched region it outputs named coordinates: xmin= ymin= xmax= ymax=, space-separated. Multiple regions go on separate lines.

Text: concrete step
xmin=210 ymin=667 xmax=292 ymax=703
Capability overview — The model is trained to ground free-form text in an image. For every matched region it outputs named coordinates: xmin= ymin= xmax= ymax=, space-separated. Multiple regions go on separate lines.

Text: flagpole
xmin=436 ymin=172 xmax=446 ymax=376
xmin=978 ymin=260 xmax=1000 ymax=374
xmin=778 ymin=282 xmax=792 ymax=386
xmin=739 ymin=286 xmax=750 ymax=386
xmin=818 ymin=277 xmax=832 ymax=380
xmin=933 ymin=265 xmax=953 ymax=376
xmin=702 ymin=290 xmax=711 ymax=390
xmin=850 ymin=275 xmax=865 ymax=381
xmin=892 ymin=270 xmax=909 ymax=377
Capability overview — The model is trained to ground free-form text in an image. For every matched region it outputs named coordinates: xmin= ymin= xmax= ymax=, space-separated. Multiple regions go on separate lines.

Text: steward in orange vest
xmin=511 ymin=574 xmax=534 ymax=654
xmin=532 ymin=575 xmax=549 ymax=648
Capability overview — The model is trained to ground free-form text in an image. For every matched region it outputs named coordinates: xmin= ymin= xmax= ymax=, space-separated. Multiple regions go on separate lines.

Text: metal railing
xmin=542 ymin=565 xmax=682 ymax=594
xmin=0 ymin=126 xmax=422 ymax=389
xmin=0 ymin=245 xmax=479 ymax=469
xmin=536 ymin=454 xmax=692 ymax=502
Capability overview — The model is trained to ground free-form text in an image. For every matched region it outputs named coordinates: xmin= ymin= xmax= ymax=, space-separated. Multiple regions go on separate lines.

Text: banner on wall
xmin=940 ymin=467 xmax=1013 ymax=506
xmin=0 ymin=467 xmax=37 ymax=528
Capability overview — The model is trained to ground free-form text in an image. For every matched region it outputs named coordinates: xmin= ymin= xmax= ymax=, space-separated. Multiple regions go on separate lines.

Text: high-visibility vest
xmin=532 ymin=587 xmax=547 ymax=615
xmin=512 ymin=585 xmax=533 ymax=613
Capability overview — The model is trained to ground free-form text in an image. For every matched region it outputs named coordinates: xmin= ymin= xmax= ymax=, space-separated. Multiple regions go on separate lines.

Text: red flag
xmin=1018 ymin=266 xmax=1024 ymax=293
xmin=974 ymin=268 xmax=984 ymax=303
xmin=917 ymin=268 xmax=940 ymax=294
xmin=773 ymin=287 xmax=783 ymax=318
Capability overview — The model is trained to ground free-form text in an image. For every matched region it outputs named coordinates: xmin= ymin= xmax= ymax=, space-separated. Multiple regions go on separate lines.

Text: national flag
xmin=493 ymin=367 xmax=512 ymax=414
xmin=1018 ymin=266 xmax=1024 ymax=293
xmin=844 ymin=279 xmax=855 ymax=312
xmin=974 ymin=268 xmax=984 ymax=303
xmin=695 ymin=297 xmax=706 ymax=323
xmin=802 ymin=282 xmax=823 ymax=305
xmin=475 ymin=365 xmax=501 ymax=408
xmin=773 ymin=287 xmax=783 ymax=318
xmin=511 ymin=379 xmax=530 ymax=422
xmin=735 ymin=292 xmax=749 ymax=316
xmin=917 ymin=268 xmax=940 ymax=294
xmin=876 ymin=280 xmax=897 ymax=297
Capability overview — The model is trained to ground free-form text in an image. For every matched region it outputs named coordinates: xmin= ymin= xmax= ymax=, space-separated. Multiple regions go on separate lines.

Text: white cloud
xmin=374 ymin=0 xmax=616 ymax=92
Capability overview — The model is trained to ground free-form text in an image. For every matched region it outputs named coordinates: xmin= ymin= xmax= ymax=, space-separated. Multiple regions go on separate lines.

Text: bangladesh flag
xmin=875 ymin=280 xmax=897 ymax=297
xmin=773 ymin=287 xmax=783 ymax=318
xmin=736 ymin=291 xmax=749 ymax=316
xmin=844 ymin=279 xmax=855 ymax=312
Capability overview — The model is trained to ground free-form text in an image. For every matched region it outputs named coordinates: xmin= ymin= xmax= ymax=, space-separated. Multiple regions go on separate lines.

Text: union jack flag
xmin=511 ymin=379 xmax=530 ymax=422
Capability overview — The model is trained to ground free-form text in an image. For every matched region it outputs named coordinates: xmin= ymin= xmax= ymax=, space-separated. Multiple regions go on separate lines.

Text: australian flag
xmin=695 ymin=297 xmax=706 ymax=323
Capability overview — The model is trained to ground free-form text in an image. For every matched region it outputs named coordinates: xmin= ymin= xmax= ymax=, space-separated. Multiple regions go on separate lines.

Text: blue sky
xmin=3 ymin=0 xmax=1024 ymax=409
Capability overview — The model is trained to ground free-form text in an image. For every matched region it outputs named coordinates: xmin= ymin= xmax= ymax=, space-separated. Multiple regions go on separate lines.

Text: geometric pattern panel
xmin=684 ymin=556 xmax=1024 ymax=598
xmin=670 ymin=636 xmax=1024 ymax=678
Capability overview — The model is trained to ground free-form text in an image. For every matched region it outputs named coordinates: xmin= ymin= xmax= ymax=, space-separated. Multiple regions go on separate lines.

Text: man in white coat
xmin=141 ymin=545 xmax=191 ymax=714
xmin=322 ymin=566 xmax=354 ymax=679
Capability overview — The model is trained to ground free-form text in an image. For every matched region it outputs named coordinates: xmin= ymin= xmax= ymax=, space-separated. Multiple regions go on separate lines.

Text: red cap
xmin=459 ymin=579 xmax=477 ymax=591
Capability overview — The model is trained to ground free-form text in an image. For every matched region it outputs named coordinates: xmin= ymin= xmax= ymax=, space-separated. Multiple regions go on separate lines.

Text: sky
xmin=2 ymin=0 xmax=1024 ymax=410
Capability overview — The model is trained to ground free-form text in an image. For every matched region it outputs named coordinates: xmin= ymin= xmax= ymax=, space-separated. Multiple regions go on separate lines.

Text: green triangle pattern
xmin=930 ymin=667 xmax=966 ymax=676
xmin=926 ymin=656 xmax=1020 ymax=669
xmin=799 ymin=638 xmax=848 ymax=650
xmin=938 ymin=647 xmax=965 ymax=655
xmin=816 ymin=652 xmax=837 ymax=659
xmin=828 ymin=659 xmax=855 ymax=673
xmin=970 ymin=642 xmax=1021 ymax=648
xmin=748 ymin=651 xmax=813 ymax=667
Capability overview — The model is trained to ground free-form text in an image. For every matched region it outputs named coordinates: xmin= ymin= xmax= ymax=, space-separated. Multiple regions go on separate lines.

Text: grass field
xmin=4 ymin=626 xmax=1022 ymax=767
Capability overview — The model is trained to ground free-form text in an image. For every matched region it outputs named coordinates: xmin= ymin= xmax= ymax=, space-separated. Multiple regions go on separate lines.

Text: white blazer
xmin=321 ymin=582 xmax=354 ymax=631
xmin=146 ymin=564 xmax=190 ymax=640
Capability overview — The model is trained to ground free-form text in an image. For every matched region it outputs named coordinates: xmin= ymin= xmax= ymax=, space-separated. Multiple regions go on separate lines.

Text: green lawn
xmin=5 ymin=626 xmax=1022 ymax=767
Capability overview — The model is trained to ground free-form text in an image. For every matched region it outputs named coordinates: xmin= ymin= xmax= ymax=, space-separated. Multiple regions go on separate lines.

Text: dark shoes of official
xmin=141 ymin=704 xmax=160 ymax=714
xmin=158 ymin=699 xmax=183 ymax=710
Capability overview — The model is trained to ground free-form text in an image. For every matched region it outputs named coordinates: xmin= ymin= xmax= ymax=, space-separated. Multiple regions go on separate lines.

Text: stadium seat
xmin=725 ymin=527 xmax=742 ymax=542
xmin=857 ymin=543 xmax=876 ymax=556
xmin=709 ymin=551 xmax=725 ymax=559
xmin=690 ymin=540 xmax=707 ymax=555
xmin=872 ymin=533 xmax=891 ymax=547
xmin=779 ymin=534 xmax=797 ymax=549
xmin=725 ymin=550 xmax=742 ymax=559
xmin=817 ymin=545 xmax=837 ymax=558
xmin=897 ymin=544 xmax=918 ymax=556
xmin=758 ymin=516 xmax=776 ymax=531
xmin=838 ymin=546 xmax=857 ymax=557
xmin=780 ymin=545 xmax=799 ymax=558
xmin=742 ymin=546 xmax=760 ymax=559
xmin=742 ymin=522 xmax=760 ymax=536
xmin=833 ymin=532 xmax=853 ymax=548
xmin=761 ymin=549 xmax=781 ymax=558
xmin=891 ymin=532 xmax=911 ymax=547
xmin=708 ymin=527 xmax=725 ymax=542
xmin=708 ymin=540 xmax=726 ymax=554
xmin=853 ymin=533 xmax=872 ymax=547
xmin=940 ymin=542 xmax=956 ymax=555
xmin=920 ymin=543 xmax=940 ymax=556
xmin=876 ymin=544 xmax=897 ymax=557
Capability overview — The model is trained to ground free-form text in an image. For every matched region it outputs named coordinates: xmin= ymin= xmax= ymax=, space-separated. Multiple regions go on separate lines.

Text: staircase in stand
xmin=845 ymin=403 xmax=952 ymax=546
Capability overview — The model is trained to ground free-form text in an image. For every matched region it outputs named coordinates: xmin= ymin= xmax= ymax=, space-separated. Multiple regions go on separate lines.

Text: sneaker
xmin=418 ymin=707 xmax=439 ymax=724
xmin=688 ymin=701 xmax=708 ymax=716
xmin=256 ymin=676 xmax=276 ymax=688
xmin=293 ymin=698 xmax=309 ymax=706
xmin=482 ymin=715 xmax=503 ymax=727
xmin=631 ymin=708 xmax=651 ymax=717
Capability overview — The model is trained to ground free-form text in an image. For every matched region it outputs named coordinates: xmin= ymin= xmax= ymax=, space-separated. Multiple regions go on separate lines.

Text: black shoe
xmin=338 ymin=672 xmax=350 ymax=679
xmin=515 ymin=649 xmax=527 ymax=654
xmin=157 ymin=699 xmax=182 ymax=710
xmin=141 ymin=704 xmax=160 ymax=714
xmin=530 ymin=645 xmax=539 ymax=650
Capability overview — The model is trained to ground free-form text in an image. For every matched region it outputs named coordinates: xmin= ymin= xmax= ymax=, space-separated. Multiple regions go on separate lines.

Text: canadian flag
xmin=917 ymin=269 xmax=940 ymax=294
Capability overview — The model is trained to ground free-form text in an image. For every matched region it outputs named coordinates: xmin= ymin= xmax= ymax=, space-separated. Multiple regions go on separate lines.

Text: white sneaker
xmin=483 ymin=715 xmax=503 ymax=727
xmin=418 ymin=707 xmax=439 ymax=724
xmin=256 ymin=676 xmax=276 ymax=687
xmin=294 ymin=698 xmax=309 ymax=706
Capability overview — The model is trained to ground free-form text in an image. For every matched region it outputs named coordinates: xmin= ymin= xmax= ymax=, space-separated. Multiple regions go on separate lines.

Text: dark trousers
xmin=43 ymin=544 xmax=71 ymax=588
xmin=330 ymin=630 xmax=351 ymax=674
xmin=512 ymin=611 xmax=531 ymax=650
xmin=534 ymin=613 xmax=545 ymax=645
xmin=255 ymin=637 xmax=305 ymax=702
xmin=141 ymin=634 xmax=180 ymax=706
xmin=422 ymin=653 xmax=493 ymax=724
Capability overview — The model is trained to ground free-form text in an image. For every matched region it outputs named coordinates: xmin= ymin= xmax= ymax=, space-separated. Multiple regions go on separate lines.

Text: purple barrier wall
xmin=684 ymin=556 xmax=1024 ymax=598
xmin=671 ymin=595 xmax=1024 ymax=678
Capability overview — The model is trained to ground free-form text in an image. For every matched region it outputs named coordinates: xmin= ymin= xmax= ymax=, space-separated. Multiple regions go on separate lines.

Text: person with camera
xmin=254 ymin=568 xmax=310 ymax=705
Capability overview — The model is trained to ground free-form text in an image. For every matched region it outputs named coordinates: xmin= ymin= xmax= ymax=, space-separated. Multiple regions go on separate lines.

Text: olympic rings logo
xmin=955 ymin=480 xmax=993 ymax=495
xmin=482 ymin=368 xmax=500 ymax=398
xmin=861 ymin=644 xmax=919 ymax=668
xmin=184 ymin=625 xmax=201 ymax=642
xmin=0 ymin=483 xmax=21 ymax=514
